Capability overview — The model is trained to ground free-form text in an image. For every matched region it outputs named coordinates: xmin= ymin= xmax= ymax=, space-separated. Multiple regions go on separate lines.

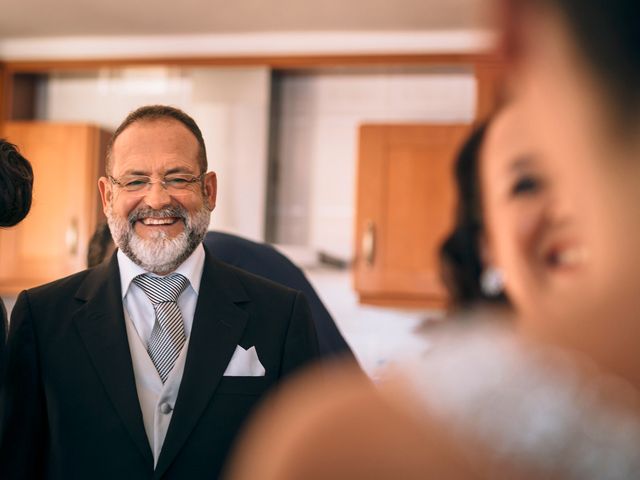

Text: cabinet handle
xmin=66 ymin=217 xmax=79 ymax=256
xmin=362 ymin=221 xmax=376 ymax=267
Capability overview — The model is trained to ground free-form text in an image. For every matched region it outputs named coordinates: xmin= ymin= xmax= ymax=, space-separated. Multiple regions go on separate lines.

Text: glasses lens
xmin=120 ymin=176 xmax=150 ymax=192
xmin=164 ymin=175 xmax=196 ymax=190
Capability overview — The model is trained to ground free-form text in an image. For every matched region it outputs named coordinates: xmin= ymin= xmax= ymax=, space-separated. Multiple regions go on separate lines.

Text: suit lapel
xmin=73 ymin=255 xmax=154 ymax=467
xmin=154 ymin=252 xmax=249 ymax=478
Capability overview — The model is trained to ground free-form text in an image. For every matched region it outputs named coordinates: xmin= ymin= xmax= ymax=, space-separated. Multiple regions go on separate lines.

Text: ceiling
xmin=2 ymin=0 xmax=489 ymax=39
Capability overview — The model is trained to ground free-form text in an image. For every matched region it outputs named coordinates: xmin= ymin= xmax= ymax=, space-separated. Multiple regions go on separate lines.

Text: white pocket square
xmin=223 ymin=345 xmax=266 ymax=377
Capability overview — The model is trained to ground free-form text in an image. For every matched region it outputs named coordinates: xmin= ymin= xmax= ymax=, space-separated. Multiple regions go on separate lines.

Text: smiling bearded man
xmin=0 ymin=105 xmax=320 ymax=480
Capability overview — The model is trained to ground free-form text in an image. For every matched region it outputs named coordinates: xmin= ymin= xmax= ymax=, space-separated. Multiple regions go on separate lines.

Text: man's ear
xmin=203 ymin=172 xmax=217 ymax=210
xmin=98 ymin=177 xmax=111 ymax=215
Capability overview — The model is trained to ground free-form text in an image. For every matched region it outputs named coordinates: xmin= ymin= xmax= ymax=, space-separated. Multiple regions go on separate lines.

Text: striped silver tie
xmin=133 ymin=273 xmax=189 ymax=383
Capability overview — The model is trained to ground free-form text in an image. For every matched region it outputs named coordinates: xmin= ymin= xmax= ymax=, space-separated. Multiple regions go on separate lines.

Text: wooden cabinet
xmin=0 ymin=122 xmax=110 ymax=294
xmin=353 ymin=124 xmax=470 ymax=309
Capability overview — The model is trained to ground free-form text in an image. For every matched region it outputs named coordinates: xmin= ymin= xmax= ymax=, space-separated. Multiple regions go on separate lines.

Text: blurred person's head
xmin=442 ymin=102 xmax=549 ymax=316
xmin=87 ymin=221 xmax=115 ymax=268
xmin=501 ymin=0 xmax=640 ymax=382
xmin=98 ymin=105 xmax=217 ymax=275
xmin=0 ymin=140 xmax=33 ymax=228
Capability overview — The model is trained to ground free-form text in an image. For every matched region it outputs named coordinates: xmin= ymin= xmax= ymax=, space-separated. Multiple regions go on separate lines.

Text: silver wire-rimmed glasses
xmin=108 ymin=173 xmax=205 ymax=196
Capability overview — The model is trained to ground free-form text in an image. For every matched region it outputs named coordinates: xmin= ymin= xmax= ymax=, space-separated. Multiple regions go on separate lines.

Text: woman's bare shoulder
xmin=225 ymin=362 xmax=485 ymax=480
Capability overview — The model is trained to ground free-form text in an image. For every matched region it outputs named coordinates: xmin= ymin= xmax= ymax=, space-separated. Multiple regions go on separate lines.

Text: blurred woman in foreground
xmin=226 ymin=1 xmax=640 ymax=478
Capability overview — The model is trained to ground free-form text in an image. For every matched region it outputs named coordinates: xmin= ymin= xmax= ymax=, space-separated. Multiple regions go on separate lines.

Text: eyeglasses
xmin=109 ymin=173 xmax=205 ymax=195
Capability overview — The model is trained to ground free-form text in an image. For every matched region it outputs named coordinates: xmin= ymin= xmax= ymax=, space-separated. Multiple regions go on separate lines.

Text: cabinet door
xmin=354 ymin=124 xmax=470 ymax=309
xmin=0 ymin=122 xmax=108 ymax=294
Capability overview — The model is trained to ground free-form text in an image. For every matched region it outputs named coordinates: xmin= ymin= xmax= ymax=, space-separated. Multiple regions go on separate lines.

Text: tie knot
xmin=133 ymin=273 xmax=189 ymax=304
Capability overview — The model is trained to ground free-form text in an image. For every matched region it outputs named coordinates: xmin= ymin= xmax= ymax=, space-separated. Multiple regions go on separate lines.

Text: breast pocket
xmin=215 ymin=376 xmax=272 ymax=395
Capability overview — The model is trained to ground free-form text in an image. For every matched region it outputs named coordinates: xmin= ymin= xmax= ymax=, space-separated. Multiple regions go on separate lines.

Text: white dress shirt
xmin=118 ymin=245 xmax=205 ymax=466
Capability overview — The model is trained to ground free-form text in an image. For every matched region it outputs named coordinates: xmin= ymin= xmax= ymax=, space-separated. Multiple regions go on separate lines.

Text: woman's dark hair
xmin=0 ymin=140 xmax=34 ymax=227
xmin=439 ymin=121 xmax=508 ymax=309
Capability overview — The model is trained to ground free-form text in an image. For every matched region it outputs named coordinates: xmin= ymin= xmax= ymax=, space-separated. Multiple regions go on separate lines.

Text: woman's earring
xmin=480 ymin=266 xmax=504 ymax=296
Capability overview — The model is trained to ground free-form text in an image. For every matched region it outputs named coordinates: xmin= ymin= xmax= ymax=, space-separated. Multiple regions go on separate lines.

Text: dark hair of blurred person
xmin=0 ymin=140 xmax=33 ymax=228
xmin=87 ymin=221 xmax=116 ymax=268
xmin=439 ymin=120 xmax=508 ymax=308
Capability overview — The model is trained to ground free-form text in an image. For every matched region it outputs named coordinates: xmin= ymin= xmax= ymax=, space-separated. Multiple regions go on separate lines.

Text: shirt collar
xmin=118 ymin=243 xmax=206 ymax=299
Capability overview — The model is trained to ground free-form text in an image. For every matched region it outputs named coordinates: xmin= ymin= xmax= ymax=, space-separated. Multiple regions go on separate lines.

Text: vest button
xmin=159 ymin=402 xmax=173 ymax=414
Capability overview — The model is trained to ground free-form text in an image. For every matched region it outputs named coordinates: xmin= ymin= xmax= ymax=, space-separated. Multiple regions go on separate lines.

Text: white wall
xmin=42 ymin=67 xmax=271 ymax=241
xmin=274 ymin=67 xmax=476 ymax=259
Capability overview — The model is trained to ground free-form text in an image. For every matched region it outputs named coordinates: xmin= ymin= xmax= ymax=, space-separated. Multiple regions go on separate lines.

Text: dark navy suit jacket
xmin=0 ymin=298 xmax=6 ymax=378
xmin=204 ymin=231 xmax=355 ymax=362
xmin=0 ymin=249 xmax=319 ymax=479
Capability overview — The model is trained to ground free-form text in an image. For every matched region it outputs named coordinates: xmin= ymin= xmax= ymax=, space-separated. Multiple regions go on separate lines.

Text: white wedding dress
xmin=398 ymin=318 xmax=640 ymax=480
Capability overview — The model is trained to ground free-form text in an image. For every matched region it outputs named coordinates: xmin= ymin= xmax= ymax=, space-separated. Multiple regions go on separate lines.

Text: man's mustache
xmin=128 ymin=205 xmax=188 ymax=224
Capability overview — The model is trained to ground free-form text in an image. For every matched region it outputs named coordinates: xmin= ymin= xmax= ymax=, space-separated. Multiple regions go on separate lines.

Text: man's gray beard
xmin=106 ymin=202 xmax=210 ymax=275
